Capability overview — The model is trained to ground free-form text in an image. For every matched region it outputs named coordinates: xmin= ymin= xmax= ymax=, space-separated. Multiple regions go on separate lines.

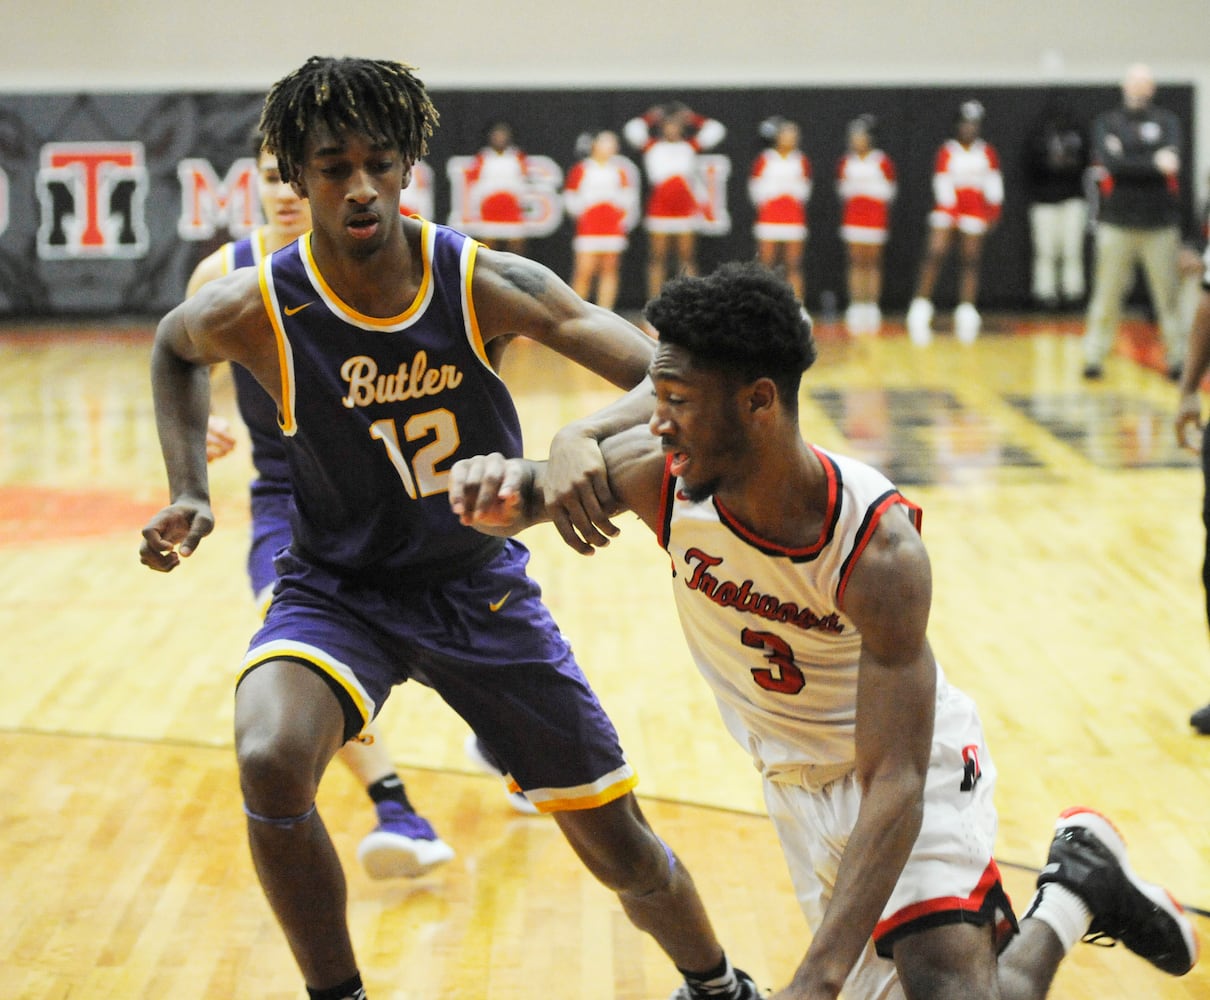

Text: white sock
xmin=1023 ymin=883 xmax=1092 ymax=953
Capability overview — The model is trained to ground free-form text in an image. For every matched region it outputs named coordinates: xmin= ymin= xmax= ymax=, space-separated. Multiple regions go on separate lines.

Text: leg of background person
xmin=338 ymin=720 xmax=454 ymax=880
xmin=571 ymin=250 xmax=595 ymax=303
xmin=1137 ymin=225 xmax=1185 ymax=374
xmin=957 ymin=230 xmax=985 ymax=307
xmin=1082 ymin=223 xmax=1134 ymax=371
xmin=675 ymin=230 xmax=698 ymax=278
xmin=1030 ymin=202 xmax=1060 ymax=306
xmin=782 ymin=237 xmax=805 ymax=302
xmin=1196 ymin=428 xmax=1210 ymax=734
xmin=596 ymin=252 xmax=621 ymax=311
xmin=915 ymin=225 xmax=952 ymax=301
xmin=647 ymin=231 xmax=669 ymax=299
xmin=1059 ymin=197 xmax=1089 ymax=303
xmin=234 ymin=661 xmax=357 ymax=992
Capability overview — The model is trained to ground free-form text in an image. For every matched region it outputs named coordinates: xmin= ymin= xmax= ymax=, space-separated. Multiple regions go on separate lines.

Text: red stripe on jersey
xmin=713 ymin=446 xmax=840 ymax=559
xmin=657 ymin=453 xmax=677 ymax=550
xmin=836 ymin=492 xmax=922 ymax=609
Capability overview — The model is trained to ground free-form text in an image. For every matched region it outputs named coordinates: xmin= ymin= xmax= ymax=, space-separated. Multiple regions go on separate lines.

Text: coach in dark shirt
xmin=1081 ymin=63 xmax=1185 ymax=380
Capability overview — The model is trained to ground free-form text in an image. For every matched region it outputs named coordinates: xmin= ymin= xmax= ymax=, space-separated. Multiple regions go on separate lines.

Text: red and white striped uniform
xmin=929 ymin=139 xmax=1003 ymax=234
xmin=749 ymin=148 xmax=812 ymax=241
xmin=837 ymin=149 xmax=897 ymax=245
xmin=563 ymin=155 xmax=639 ymax=252
xmin=465 ymin=146 xmax=528 ymax=238
xmin=624 ymin=114 xmax=725 ymax=233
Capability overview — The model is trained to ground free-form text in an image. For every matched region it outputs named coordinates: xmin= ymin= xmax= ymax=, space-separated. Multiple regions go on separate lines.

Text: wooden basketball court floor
xmin=1 ymin=311 xmax=1209 ymax=999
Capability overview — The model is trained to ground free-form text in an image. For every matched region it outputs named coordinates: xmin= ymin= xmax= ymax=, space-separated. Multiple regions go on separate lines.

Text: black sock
xmin=307 ymin=972 xmax=366 ymax=1000
xmin=366 ymin=774 xmax=414 ymax=812
xmin=677 ymin=953 xmax=742 ymax=998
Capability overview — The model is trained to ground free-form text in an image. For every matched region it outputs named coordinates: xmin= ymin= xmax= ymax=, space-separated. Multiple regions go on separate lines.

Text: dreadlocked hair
xmin=259 ymin=56 xmax=439 ymax=184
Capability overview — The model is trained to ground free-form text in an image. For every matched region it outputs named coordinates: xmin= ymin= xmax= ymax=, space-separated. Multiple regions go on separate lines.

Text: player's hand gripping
xmin=543 ymin=428 xmax=619 ymax=555
xmin=139 ymin=498 xmax=215 ymax=572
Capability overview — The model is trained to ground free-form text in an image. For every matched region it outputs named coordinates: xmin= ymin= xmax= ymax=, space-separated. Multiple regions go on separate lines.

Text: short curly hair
xmin=259 ymin=56 xmax=439 ymax=185
xmin=643 ymin=261 xmax=816 ymax=408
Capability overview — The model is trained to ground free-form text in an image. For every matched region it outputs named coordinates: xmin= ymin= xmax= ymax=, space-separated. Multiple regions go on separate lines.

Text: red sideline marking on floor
xmin=0 ymin=486 xmax=159 ymax=545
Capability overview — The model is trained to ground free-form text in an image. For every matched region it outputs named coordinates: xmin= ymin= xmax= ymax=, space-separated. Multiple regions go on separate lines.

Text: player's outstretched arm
xmin=449 ymin=425 xmax=667 ymax=554
xmin=470 ymin=247 xmax=658 ymax=551
xmin=140 ymin=271 xmax=268 ymax=571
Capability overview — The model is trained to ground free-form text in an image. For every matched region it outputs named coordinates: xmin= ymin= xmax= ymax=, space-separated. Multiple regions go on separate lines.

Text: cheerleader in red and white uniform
xmin=837 ymin=115 xmax=897 ymax=335
xmin=906 ymin=100 xmax=1004 ymax=345
xmin=564 ymin=129 xmax=639 ymax=312
xmin=749 ymin=117 xmax=811 ymax=301
xmin=624 ymin=102 xmax=726 ymax=298
xmin=466 ymin=121 xmax=529 ymax=254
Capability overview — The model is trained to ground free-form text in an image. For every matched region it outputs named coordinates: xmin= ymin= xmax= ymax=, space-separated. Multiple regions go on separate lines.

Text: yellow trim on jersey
xmin=462 ymin=238 xmax=492 ymax=366
xmin=256 ymin=254 xmax=297 ymax=435
xmin=238 ymin=639 xmax=375 ymax=733
xmin=219 ymin=243 xmax=236 ymax=276
xmin=299 ymin=222 xmax=434 ymax=329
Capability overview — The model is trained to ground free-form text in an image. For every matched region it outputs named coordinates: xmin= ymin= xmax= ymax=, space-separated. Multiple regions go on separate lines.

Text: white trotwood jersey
xmin=658 ymin=446 xmax=935 ymax=780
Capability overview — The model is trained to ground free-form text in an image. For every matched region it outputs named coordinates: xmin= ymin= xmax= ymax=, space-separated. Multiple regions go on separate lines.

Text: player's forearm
xmin=789 ymin=776 xmax=923 ymax=997
xmin=150 ymin=326 xmax=213 ymax=504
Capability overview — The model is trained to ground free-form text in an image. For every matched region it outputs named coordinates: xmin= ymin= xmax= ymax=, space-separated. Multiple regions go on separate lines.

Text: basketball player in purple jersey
xmin=189 ymin=135 xmax=454 ymax=880
xmin=450 ymin=262 xmax=1199 ymax=999
xmin=140 ymin=57 xmax=758 ymax=1000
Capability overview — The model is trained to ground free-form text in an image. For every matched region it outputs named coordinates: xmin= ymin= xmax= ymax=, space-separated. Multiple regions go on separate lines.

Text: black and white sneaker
xmin=1036 ymin=807 xmax=1199 ymax=976
xmin=666 ymin=968 xmax=762 ymax=1000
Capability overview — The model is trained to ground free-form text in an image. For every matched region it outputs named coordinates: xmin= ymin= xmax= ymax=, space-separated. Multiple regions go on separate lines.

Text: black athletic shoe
xmin=1190 ymin=702 xmax=1210 ymax=735
xmin=1036 ymin=807 xmax=1198 ymax=976
xmin=667 ymin=968 xmax=763 ymax=1000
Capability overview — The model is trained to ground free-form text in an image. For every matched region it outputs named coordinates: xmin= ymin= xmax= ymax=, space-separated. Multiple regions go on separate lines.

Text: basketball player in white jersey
xmin=449 ymin=261 xmax=1198 ymax=999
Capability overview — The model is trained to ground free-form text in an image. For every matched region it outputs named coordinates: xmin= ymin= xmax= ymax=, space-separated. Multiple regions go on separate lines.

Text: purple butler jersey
xmin=256 ymin=220 xmax=521 ymax=581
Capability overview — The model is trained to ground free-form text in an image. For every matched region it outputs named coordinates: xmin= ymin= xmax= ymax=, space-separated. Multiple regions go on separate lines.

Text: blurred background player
xmin=906 ymin=100 xmax=1004 ymax=346
xmin=624 ymin=101 xmax=726 ymax=299
xmin=398 ymin=158 xmax=435 ymax=221
xmin=563 ymin=129 xmax=639 ymax=313
xmin=1023 ymin=95 xmax=1091 ymax=310
xmin=836 ymin=114 xmax=897 ymax=335
xmin=191 ymin=136 xmax=454 ymax=880
xmin=747 ymin=116 xmax=811 ymax=302
xmin=465 ymin=120 xmax=530 ymax=254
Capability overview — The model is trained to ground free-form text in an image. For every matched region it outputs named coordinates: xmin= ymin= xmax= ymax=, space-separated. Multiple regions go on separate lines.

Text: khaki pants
xmin=1029 ymin=198 xmax=1088 ymax=302
xmin=1081 ymin=222 xmax=1184 ymax=369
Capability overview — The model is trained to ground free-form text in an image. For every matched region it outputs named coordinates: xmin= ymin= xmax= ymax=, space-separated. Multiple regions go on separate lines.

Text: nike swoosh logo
xmin=489 ymin=591 xmax=512 ymax=613
xmin=283 ymin=302 xmax=313 ymax=316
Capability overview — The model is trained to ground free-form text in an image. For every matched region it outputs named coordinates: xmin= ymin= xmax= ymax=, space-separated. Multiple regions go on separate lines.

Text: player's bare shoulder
xmin=160 ymin=266 xmax=276 ymax=383
xmin=844 ymin=501 xmax=931 ymax=624
xmin=471 ymin=245 xmax=576 ymax=332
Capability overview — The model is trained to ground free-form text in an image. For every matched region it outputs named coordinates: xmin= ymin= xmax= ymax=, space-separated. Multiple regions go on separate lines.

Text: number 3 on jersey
xmin=369 ymin=409 xmax=460 ymax=499
xmin=742 ymin=627 xmax=805 ymax=695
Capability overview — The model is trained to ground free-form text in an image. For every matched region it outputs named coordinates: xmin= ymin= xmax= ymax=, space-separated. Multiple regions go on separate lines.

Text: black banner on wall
xmin=0 ymin=83 xmax=1196 ymax=317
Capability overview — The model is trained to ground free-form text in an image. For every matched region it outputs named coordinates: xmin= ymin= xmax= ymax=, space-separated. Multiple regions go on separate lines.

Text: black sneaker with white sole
xmin=1036 ymin=807 xmax=1198 ymax=976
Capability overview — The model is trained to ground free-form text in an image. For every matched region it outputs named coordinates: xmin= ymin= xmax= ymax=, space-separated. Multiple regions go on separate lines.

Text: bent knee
xmin=235 ymin=733 xmax=323 ymax=811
